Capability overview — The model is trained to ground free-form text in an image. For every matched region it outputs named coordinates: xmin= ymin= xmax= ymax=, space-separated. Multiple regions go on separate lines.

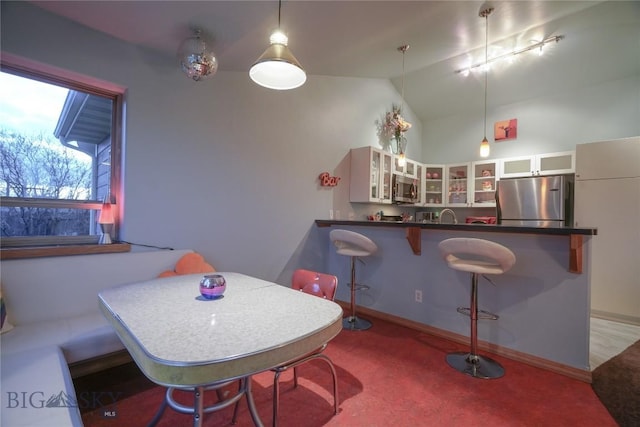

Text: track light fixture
xmin=455 ymin=35 xmax=564 ymax=76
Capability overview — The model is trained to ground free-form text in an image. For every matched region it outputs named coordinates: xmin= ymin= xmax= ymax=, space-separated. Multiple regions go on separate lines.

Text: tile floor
xmin=590 ymin=316 xmax=640 ymax=370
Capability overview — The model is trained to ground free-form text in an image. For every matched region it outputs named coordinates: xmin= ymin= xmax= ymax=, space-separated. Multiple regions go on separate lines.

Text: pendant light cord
xmin=401 ymin=48 xmax=406 ymax=115
xmin=398 ymin=45 xmax=409 ymax=115
xmin=483 ymin=13 xmax=489 ymax=139
xmin=278 ymin=0 xmax=282 ymax=28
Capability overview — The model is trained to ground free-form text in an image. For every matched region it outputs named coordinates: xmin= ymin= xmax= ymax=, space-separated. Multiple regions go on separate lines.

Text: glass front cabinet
xmin=348 ymin=146 xmax=572 ymax=208
xmin=471 ymin=160 xmax=498 ymax=207
xmin=413 ymin=163 xmax=424 ymax=205
xmin=423 ymin=164 xmax=445 ymax=207
xmin=393 ymin=157 xmax=419 ymax=179
xmin=446 ymin=160 xmax=499 ymax=207
xmin=445 ymin=163 xmax=470 ymax=207
xmin=350 ymin=146 xmax=393 ymax=204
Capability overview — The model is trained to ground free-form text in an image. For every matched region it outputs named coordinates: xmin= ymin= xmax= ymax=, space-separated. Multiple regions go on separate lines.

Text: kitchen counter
xmin=314 ymin=219 xmax=596 ymax=380
xmin=316 ymin=219 xmax=596 ymax=273
xmin=316 ymin=219 xmax=596 ymax=235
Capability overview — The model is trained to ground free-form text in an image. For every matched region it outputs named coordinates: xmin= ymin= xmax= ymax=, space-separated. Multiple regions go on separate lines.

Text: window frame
xmin=0 ymin=58 xmax=124 ymax=248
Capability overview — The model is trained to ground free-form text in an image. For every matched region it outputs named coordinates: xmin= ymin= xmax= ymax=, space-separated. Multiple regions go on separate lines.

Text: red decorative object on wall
xmin=319 ymin=172 xmax=340 ymax=187
xmin=494 ymin=118 xmax=518 ymax=141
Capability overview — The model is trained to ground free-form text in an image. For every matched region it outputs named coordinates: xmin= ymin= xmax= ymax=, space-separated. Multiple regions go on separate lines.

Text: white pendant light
xmin=396 ymin=44 xmax=410 ymax=166
xmin=250 ymin=0 xmax=306 ymax=90
xmin=397 ymin=152 xmax=407 ymax=167
xmin=479 ymin=3 xmax=493 ymax=158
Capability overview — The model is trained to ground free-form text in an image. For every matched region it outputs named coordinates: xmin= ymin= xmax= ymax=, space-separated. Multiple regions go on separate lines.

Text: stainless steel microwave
xmin=393 ymin=175 xmax=419 ymax=204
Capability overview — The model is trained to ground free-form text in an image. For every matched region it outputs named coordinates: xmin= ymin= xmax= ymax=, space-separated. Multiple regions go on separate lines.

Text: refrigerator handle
xmin=495 ymin=182 xmax=502 ymax=224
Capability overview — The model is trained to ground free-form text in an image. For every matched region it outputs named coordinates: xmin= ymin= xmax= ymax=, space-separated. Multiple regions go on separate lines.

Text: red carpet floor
xmin=80 ymin=319 xmax=616 ymax=427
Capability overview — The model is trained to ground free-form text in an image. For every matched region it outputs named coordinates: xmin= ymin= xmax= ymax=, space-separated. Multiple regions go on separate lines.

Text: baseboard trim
xmin=337 ymin=300 xmax=592 ymax=383
xmin=591 ymin=309 xmax=640 ymax=327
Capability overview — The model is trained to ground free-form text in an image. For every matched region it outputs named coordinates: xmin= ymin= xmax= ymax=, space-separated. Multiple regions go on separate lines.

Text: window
xmin=0 ymin=61 xmax=123 ymax=248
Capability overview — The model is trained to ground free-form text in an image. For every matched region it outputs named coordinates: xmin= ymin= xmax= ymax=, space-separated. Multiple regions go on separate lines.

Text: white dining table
xmin=98 ymin=272 xmax=343 ymax=427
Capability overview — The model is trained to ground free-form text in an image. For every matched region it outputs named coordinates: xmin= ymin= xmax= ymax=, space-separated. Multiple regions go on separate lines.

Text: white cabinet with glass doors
xmin=413 ymin=162 xmax=424 ymax=205
xmin=350 ymin=146 xmax=393 ymax=204
xmin=471 ymin=160 xmax=499 ymax=207
xmin=393 ymin=156 xmax=419 ymax=179
xmin=422 ymin=164 xmax=445 ymax=207
xmin=500 ymin=151 xmax=575 ymax=178
xmin=445 ymin=163 xmax=471 ymax=207
xmin=445 ymin=160 xmax=499 ymax=207
xmin=402 ymin=159 xmax=424 ymax=206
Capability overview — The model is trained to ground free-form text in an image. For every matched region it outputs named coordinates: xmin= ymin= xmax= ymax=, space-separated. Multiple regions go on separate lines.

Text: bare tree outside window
xmin=1 ymin=128 xmax=93 ymax=237
xmin=0 ymin=66 xmax=121 ymax=247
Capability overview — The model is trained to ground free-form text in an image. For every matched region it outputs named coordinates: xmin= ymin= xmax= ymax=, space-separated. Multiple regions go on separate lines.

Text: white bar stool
xmin=330 ymin=229 xmax=378 ymax=331
xmin=438 ymin=237 xmax=516 ymax=379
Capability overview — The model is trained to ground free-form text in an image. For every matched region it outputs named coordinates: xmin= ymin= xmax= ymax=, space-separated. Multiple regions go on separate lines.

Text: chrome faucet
xmin=438 ymin=208 xmax=458 ymax=224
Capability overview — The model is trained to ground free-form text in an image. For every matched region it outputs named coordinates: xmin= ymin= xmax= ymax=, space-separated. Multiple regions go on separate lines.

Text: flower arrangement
xmin=376 ymin=104 xmax=412 ymax=154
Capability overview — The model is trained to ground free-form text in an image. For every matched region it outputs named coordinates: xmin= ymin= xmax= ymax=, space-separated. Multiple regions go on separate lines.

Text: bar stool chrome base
xmin=330 ymin=230 xmax=378 ymax=332
xmin=438 ymin=238 xmax=516 ymax=381
xmin=342 ymin=315 xmax=372 ymax=331
xmin=446 ymin=352 xmax=505 ymax=379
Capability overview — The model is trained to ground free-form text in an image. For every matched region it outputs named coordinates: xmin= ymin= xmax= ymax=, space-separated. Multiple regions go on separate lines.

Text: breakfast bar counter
xmin=316 ymin=219 xmax=596 ymax=273
xmin=313 ymin=219 xmax=597 ymax=380
xmin=315 ymin=219 xmax=596 ymax=235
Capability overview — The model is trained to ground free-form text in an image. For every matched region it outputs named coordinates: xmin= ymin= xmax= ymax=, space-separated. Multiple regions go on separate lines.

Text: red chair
xmin=272 ymin=269 xmax=339 ymax=426
xmin=291 ymin=268 xmax=338 ymax=299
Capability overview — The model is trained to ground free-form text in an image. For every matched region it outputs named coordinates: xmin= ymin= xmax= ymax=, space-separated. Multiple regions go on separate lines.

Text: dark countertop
xmin=315 ymin=219 xmax=597 ymax=236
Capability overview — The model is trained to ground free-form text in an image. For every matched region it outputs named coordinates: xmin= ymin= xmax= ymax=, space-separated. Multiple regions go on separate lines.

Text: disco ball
xmin=178 ymin=30 xmax=218 ymax=82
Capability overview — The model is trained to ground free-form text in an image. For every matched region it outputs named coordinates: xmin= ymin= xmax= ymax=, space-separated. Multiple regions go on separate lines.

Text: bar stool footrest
xmin=456 ymin=307 xmax=499 ymax=320
xmin=347 ymin=282 xmax=370 ymax=291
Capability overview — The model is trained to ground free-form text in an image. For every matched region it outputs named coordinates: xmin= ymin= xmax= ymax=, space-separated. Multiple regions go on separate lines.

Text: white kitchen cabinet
xmin=393 ymin=156 xmax=419 ymax=178
xmin=414 ymin=163 xmax=423 ymax=205
xmin=423 ymin=164 xmax=445 ymax=207
xmin=500 ymin=151 xmax=575 ymax=178
xmin=574 ymin=137 xmax=640 ymax=323
xmin=537 ymin=151 xmax=575 ymax=175
xmin=350 ymin=146 xmax=393 ymax=204
xmin=445 ymin=163 xmax=470 ymax=207
xmin=392 ymin=156 xmax=423 ymax=205
xmin=471 ymin=160 xmax=499 ymax=207
xmin=445 ymin=160 xmax=498 ymax=207
xmin=499 ymin=155 xmax=533 ymax=178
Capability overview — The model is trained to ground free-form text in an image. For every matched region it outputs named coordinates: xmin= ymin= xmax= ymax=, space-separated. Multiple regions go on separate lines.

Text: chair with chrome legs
xmin=438 ymin=237 xmax=516 ymax=379
xmin=232 ymin=269 xmax=339 ymax=426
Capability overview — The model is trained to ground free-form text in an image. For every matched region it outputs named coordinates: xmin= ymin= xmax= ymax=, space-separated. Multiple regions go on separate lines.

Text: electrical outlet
xmin=415 ymin=290 xmax=422 ymax=303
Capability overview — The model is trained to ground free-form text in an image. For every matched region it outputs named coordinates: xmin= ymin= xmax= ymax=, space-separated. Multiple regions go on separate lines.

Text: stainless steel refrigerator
xmin=496 ymin=175 xmax=573 ymax=227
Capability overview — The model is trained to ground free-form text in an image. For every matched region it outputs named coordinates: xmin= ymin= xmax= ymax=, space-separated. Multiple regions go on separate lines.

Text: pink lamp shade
xmin=98 ymin=197 xmax=114 ymax=225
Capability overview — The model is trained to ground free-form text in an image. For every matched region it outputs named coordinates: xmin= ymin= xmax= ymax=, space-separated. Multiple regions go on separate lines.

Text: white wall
xmin=1 ymin=1 xmax=421 ymax=282
xmin=420 ymin=0 xmax=640 ymax=164
xmin=422 ymin=75 xmax=640 ymax=164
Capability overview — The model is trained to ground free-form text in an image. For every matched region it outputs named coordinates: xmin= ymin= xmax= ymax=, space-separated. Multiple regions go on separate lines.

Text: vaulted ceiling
xmin=29 ymin=1 xmax=640 ymax=122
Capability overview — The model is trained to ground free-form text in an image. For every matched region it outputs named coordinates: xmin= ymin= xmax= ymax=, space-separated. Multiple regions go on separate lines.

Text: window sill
xmin=0 ymin=243 xmax=131 ymax=260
